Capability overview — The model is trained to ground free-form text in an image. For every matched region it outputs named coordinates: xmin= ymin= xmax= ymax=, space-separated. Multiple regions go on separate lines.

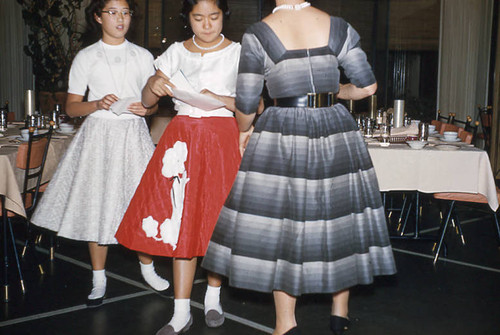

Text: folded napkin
xmin=390 ymin=123 xmax=418 ymax=136
xmin=110 ymin=97 xmax=139 ymax=115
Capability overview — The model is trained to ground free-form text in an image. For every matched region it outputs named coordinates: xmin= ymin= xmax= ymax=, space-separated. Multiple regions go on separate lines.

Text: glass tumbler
xmin=418 ymin=122 xmax=429 ymax=141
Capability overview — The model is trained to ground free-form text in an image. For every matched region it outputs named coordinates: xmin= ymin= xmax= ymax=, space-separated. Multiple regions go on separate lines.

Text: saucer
xmin=57 ymin=129 xmax=76 ymax=134
xmin=435 ymin=144 xmax=460 ymax=151
xmin=441 ymin=137 xmax=461 ymax=142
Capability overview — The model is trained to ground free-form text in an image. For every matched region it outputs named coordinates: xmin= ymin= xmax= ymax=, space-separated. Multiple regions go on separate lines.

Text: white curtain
xmin=0 ymin=0 xmax=33 ymax=120
xmin=438 ymin=0 xmax=493 ymax=122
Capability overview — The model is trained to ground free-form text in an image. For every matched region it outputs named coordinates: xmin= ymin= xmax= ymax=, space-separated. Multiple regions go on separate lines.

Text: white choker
xmin=192 ymin=34 xmax=225 ymax=51
xmin=272 ymin=1 xmax=311 ymax=13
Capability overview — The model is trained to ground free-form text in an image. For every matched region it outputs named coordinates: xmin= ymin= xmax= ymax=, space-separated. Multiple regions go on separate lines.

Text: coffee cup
xmin=443 ymin=131 xmax=458 ymax=140
xmin=20 ymin=128 xmax=38 ymax=141
xmin=59 ymin=123 xmax=74 ymax=133
xmin=428 ymin=125 xmax=436 ymax=133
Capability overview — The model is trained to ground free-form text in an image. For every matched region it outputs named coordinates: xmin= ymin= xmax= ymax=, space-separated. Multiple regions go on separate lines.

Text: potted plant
xmin=17 ymin=0 xmax=85 ymax=113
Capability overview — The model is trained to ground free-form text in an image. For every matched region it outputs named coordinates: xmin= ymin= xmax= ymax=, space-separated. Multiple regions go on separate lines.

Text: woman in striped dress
xmin=202 ymin=1 xmax=397 ymax=335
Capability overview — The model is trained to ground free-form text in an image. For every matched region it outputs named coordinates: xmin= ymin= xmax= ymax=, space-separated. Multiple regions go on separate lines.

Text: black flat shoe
xmin=283 ymin=326 xmax=300 ymax=335
xmin=330 ymin=315 xmax=350 ymax=335
xmin=86 ymin=296 xmax=104 ymax=308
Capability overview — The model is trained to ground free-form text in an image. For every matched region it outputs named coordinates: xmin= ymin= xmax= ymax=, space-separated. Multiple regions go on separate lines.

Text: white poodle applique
xmin=141 ymin=141 xmax=190 ymax=250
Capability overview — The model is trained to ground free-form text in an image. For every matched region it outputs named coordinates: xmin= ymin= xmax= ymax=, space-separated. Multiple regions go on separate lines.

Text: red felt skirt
xmin=116 ymin=115 xmax=240 ymax=258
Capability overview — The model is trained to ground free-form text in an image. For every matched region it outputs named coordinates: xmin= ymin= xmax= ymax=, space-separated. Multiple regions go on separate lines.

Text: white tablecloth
xmin=0 ymin=125 xmax=75 ymax=217
xmin=368 ymin=143 xmax=498 ymax=211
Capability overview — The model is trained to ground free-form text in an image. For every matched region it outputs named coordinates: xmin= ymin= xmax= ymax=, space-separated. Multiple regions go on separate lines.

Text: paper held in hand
xmin=167 ymin=71 xmax=226 ymax=111
xmin=110 ymin=97 xmax=139 ymax=115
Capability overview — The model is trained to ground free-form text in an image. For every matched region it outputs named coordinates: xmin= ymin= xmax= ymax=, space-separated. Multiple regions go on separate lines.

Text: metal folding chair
xmin=1 ymin=125 xmax=53 ymax=301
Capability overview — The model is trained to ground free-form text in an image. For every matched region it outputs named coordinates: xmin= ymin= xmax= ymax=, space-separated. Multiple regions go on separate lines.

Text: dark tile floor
xmin=1 ymin=195 xmax=500 ymax=335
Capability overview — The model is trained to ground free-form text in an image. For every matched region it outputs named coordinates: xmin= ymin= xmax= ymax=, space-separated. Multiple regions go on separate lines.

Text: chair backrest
xmin=437 ymin=110 xmax=450 ymax=123
xmin=431 ymin=119 xmax=442 ymax=129
xmin=439 ymin=123 xmax=460 ymax=134
xmin=458 ymin=130 xmax=473 ymax=144
xmin=452 ymin=115 xmax=472 ymax=128
xmin=478 ymin=105 xmax=493 ymax=152
xmin=16 ymin=126 xmax=53 ymax=215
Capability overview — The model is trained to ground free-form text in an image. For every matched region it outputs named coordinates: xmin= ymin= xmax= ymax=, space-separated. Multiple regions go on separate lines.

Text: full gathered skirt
xmin=115 ymin=116 xmax=240 ymax=258
xmin=31 ymin=115 xmax=154 ymax=245
xmin=201 ymin=104 xmax=397 ymax=296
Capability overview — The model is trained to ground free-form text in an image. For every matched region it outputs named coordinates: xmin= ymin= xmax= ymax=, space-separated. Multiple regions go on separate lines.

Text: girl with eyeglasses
xmin=115 ymin=0 xmax=242 ymax=334
xmin=32 ymin=0 xmax=169 ymax=307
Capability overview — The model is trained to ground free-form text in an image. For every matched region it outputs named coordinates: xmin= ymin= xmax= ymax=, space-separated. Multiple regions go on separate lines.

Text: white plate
xmin=441 ymin=137 xmax=461 ymax=142
xmin=57 ymin=129 xmax=76 ymax=134
xmin=14 ymin=136 xmax=29 ymax=142
xmin=435 ymin=144 xmax=460 ymax=151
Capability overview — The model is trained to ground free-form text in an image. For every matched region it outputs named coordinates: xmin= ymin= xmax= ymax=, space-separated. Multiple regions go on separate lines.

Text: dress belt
xmin=274 ymin=92 xmax=338 ymax=108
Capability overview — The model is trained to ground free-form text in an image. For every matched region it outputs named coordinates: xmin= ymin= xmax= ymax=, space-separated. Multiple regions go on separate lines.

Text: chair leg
xmin=453 ymin=211 xmax=465 ymax=245
xmin=8 ymin=218 xmax=25 ymax=295
xmin=433 ymin=201 xmax=455 ymax=265
xmin=3 ymin=208 xmax=9 ymax=302
xmin=493 ymin=212 xmax=500 ymax=247
xmin=400 ymin=194 xmax=415 ymax=236
xmin=46 ymin=234 xmax=56 ymax=261
xmin=397 ymin=194 xmax=409 ymax=231
xmin=21 ymin=218 xmax=44 ymax=275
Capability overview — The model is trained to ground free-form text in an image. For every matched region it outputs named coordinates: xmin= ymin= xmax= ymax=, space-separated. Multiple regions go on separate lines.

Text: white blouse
xmin=154 ymin=41 xmax=241 ymax=117
xmin=68 ymin=40 xmax=155 ymax=120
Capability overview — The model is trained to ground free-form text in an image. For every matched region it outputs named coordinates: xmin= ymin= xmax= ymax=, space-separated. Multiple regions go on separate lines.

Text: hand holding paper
xmin=110 ymin=97 xmax=140 ymax=115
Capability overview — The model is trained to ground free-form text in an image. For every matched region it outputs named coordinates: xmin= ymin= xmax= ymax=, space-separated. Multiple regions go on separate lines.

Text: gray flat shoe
xmin=205 ymin=309 xmax=225 ymax=328
xmin=156 ymin=315 xmax=193 ymax=335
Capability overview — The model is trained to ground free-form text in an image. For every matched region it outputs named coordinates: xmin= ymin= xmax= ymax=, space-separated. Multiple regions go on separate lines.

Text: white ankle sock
xmin=140 ymin=261 xmax=170 ymax=291
xmin=168 ymin=299 xmax=191 ymax=332
xmin=88 ymin=269 xmax=106 ymax=300
xmin=204 ymin=285 xmax=223 ymax=314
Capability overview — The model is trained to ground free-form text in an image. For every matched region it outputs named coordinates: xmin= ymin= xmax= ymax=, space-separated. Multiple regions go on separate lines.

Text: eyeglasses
xmin=101 ymin=10 xmax=134 ymax=18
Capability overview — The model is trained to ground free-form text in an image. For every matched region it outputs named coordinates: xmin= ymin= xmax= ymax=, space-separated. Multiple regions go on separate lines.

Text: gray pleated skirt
xmin=202 ymin=104 xmax=396 ymax=296
xmin=32 ymin=114 xmax=154 ymax=245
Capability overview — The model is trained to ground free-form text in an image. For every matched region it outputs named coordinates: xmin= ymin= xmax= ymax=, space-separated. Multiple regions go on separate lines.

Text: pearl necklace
xmin=192 ymin=34 xmax=225 ymax=51
xmin=272 ymin=1 xmax=311 ymax=13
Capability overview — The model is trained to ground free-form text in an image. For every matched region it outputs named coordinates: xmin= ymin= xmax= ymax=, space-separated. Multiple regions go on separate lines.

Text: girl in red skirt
xmin=115 ymin=0 xmax=242 ymax=333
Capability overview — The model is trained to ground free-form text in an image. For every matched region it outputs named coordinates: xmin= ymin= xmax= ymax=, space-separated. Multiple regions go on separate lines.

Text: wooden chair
xmin=7 ymin=111 xmax=15 ymax=122
xmin=451 ymin=115 xmax=472 ymax=128
xmin=1 ymin=125 xmax=53 ymax=301
xmin=432 ymin=188 xmax=500 ymax=264
xmin=478 ymin=105 xmax=493 ymax=152
xmin=458 ymin=130 xmax=473 ymax=144
xmin=437 ymin=110 xmax=454 ymax=124
xmin=431 ymin=119 xmax=442 ymax=130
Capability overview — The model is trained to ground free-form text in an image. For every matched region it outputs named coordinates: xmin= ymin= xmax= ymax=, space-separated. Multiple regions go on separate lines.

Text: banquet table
xmin=0 ymin=123 xmax=75 ymax=218
xmin=366 ymin=136 xmax=499 ymax=212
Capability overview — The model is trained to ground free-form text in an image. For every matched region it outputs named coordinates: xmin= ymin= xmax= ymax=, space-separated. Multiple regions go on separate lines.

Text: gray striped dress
xmin=201 ymin=17 xmax=396 ymax=296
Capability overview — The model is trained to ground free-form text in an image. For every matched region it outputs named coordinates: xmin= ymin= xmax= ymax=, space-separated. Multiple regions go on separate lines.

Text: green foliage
xmin=16 ymin=0 xmax=84 ymax=92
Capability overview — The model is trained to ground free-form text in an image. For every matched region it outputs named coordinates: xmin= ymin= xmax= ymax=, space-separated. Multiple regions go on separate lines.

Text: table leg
xmin=2 ymin=195 xmax=9 ymax=302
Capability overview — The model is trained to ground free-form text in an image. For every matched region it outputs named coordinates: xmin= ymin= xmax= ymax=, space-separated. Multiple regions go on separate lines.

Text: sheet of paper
xmin=167 ymin=71 xmax=226 ymax=111
xmin=110 ymin=97 xmax=139 ymax=115
xmin=169 ymin=70 xmax=195 ymax=92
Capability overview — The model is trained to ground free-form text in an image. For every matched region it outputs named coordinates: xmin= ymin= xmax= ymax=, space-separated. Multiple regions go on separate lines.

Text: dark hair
xmin=180 ymin=0 xmax=231 ymax=23
xmin=84 ymin=0 xmax=137 ymax=34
